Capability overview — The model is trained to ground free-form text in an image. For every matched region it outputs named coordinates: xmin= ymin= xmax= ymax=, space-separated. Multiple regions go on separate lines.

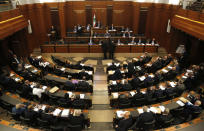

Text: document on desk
xmin=112 ymin=81 xmax=117 ymax=85
xmin=130 ymin=91 xmax=136 ymax=96
xmin=67 ymin=91 xmax=73 ymax=96
xmin=138 ymin=108 xmax=144 ymax=114
xmin=41 ymin=105 xmax=46 ymax=111
xmin=116 ymin=110 xmax=128 ymax=118
xmin=112 ymin=93 xmax=119 ymax=99
xmin=149 ymin=107 xmax=158 ymax=113
xmin=139 ymin=76 xmax=146 ymax=81
xmin=49 ymin=86 xmax=59 ymax=93
xmin=176 ymin=100 xmax=185 ymax=106
xmin=61 ymin=109 xmax=70 ymax=117
xmin=162 ymin=69 xmax=168 ymax=73
xmin=80 ymin=94 xmax=85 ymax=99
xmin=169 ymin=82 xmax=176 ymax=87
xmin=53 ymin=109 xmax=62 ymax=116
xmin=159 ymin=106 xmax=165 ymax=112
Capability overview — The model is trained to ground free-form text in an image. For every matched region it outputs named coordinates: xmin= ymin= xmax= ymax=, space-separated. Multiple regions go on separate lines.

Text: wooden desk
xmin=40 ymin=44 xmax=55 ymax=53
xmin=55 ymin=45 xmax=69 ymax=53
xmin=69 ymin=44 xmax=89 ymax=53
xmin=89 ymin=45 xmax=102 ymax=53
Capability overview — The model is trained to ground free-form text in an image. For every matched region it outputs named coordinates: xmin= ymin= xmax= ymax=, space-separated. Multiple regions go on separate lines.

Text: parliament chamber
xmin=0 ymin=0 xmax=204 ymax=131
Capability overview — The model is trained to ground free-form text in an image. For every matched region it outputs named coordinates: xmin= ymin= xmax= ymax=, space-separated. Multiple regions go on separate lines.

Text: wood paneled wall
xmin=14 ymin=1 xmax=203 ymax=57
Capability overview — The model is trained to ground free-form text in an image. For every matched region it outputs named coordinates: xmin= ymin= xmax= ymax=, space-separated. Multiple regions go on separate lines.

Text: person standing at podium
xmin=109 ymin=39 xmax=116 ymax=59
xmin=101 ymin=39 xmax=108 ymax=59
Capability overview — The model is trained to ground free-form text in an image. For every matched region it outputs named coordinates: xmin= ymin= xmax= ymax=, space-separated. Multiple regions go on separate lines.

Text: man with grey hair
xmin=136 ymin=106 xmax=155 ymax=128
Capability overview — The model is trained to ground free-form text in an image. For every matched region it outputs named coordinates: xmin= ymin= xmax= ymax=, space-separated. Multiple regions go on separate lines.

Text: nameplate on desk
xmin=49 ymin=86 xmax=59 ymax=93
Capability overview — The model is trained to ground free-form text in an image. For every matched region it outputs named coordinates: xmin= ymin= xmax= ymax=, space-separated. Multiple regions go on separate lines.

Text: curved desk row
xmin=40 ymin=44 xmax=159 ymax=53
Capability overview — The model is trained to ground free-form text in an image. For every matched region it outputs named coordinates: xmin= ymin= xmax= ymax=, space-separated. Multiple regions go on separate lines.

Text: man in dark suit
xmin=136 ymin=106 xmax=155 ymax=128
xmin=68 ymin=109 xmax=85 ymax=126
xmin=130 ymin=74 xmax=141 ymax=89
xmin=21 ymin=80 xmax=32 ymax=98
xmin=64 ymin=79 xmax=75 ymax=91
xmin=154 ymin=85 xmax=164 ymax=98
xmin=109 ymin=39 xmax=116 ymax=59
xmin=77 ymin=77 xmax=90 ymax=92
xmin=183 ymin=100 xmax=202 ymax=120
xmin=107 ymin=62 xmax=118 ymax=72
xmin=24 ymin=104 xmax=38 ymax=120
xmin=40 ymin=107 xmax=57 ymax=124
xmin=133 ymin=88 xmax=145 ymax=100
xmin=127 ymin=60 xmax=135 ymax=78
xmin=101 ymin=39 xmax=108 ymax=59
xmin=116 ymin=111 xmax=133 ymax=131
xmin=156 ymin=108 xmax=173 ymax=127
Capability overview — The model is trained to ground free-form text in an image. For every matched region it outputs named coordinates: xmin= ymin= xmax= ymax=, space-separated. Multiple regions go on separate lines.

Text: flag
xmin=167 ymin=19 xmax=171 ymax=33
xmin=93 ymin=14 xmax=96 ymax=27
xmin=28 ymin=20 xmax=32 ymax=34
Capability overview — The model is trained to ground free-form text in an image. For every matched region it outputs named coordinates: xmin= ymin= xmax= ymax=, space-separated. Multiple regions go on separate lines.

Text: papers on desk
xmin=136 ymin=66 xmax=141 ymax=70
xmin=146 ymin=64 xmax=152 ymax=67
xmin=130 ymin=91 xmax=136 ymax=96
xmin=60 ymin=67 xmax=65 ymax=71
xmin=32 ymin=69 xmax=38 ymax=73
xmin=162 ymin=69 xmax=168 ymax=73
xmin=112 ymin=93 xmax=119 ymax=99
xmin=138 ymin=108 xmax=144 ymax=114
xmin=159 ymin=106 xmax=165 ymax=112
xmin=80 ymin=94 xmax=85 ymax=99
xmin=67 ymin=91 xmax=73 ymax=96
xmin=42 ymin=86 xmax=48 ymax=90
xmin=107 ymin=63 xmax=112 ymax=66
xmin=86 ymin=71 xmax=92 ymax=75
xmin=116 ymin=110 xmax=128 ymax=118
xmin=155 ymin=44 xmax=159 ymax=46
xmin=149 ymin=107 xmax=158 ymax=114
xmin=121 ymin=70 xmax=125 ymax=73
xmin=168 ymin=66 xmax=173 ymax=69
xmin=115 ymin=63 xmax=120 ymax=67
xmin=169 ymin=82 xmax=176 ymax=87
xmin=24 ymin=64 xmax=32 ymax=69
xmin=139 ymin=76 xmax=146 ymax=81
xmin=176 ymin=100 xmax=185 ymax=106
xmin=10 ymin=73 xmax=14 ymax=77
xmin=33 ymin=107 xmax=39 ymax=112
xmin=182 ymin=75 xmax=187 ymax=79
xmin=159 ymin=85 xmax=165 ymax=90
xmin=30 ymin=83 xmax=37 ymax=88
xmin=141 ymin=91 xmax=146 ymax=94
xmin=108 ymin=71 xmax=115 ymax=75
xmin=41 ymin=105 xmax=46 ymax=111
xmin=80 ymin=64 xmax=85 ymax=66
xmin=15 ymin=78 xmax=20 ymax=82
xmin=187 ymin=70 xmax=193 ymax=73
xmin=36 ymin=56 xmax=42 ymax=59
xmin=53 ymin=108 xmax=62 ymax=116
xmin=61 ymin=109 xmax=70 ymax=117
xmin=112 ymin=81 xmax=117 ymax=85
xmin=49 ymin=86 xmax=59 ymax=93
xmin=149 ymin=74 xmax=154 ymax=78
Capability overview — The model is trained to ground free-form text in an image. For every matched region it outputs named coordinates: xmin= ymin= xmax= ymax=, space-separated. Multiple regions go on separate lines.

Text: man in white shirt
xmin=32 ymin=87 xmax=45 ymax=98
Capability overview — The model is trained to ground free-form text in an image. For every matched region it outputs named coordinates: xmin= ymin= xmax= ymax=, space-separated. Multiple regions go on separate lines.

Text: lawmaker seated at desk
xmin=115 ymin=111 xmax=133 ymax=131
xmin=179 ymin=97 xmax=202 ymax=121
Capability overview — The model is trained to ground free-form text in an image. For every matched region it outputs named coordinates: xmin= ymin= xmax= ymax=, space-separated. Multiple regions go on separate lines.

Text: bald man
xmin=116 ymin=111 xmax=133 ymax=131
